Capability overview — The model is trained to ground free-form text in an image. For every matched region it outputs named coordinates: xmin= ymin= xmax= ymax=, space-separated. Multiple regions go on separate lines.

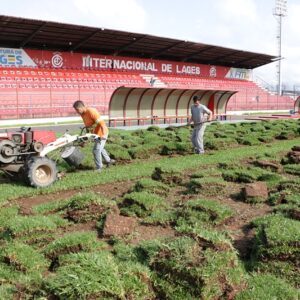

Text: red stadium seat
xmin=0 ymin=67 xmax=295 ymax=118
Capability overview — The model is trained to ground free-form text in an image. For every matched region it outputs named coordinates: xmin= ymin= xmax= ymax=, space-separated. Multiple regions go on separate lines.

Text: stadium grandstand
xmin=295 ymin=96 xmax=300 ymax=113
xmin=0 ymin=15 xmax=297 ymax=126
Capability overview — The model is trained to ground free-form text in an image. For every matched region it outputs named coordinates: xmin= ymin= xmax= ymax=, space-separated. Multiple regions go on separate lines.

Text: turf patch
xmin=235 ymin=273 xmax=299 ymax=300
xmin=3 ymin=215 xmax=69 ymax=238
xmin=44 ymin=251 xmax=124 ymax=299
xmin=119 ymin=191 xmax=167 ymax=218
xmin=284 ymin=164 xmax=300 ymax=176
xmin=133 ymin=178 xmax=170 ymax=196
xmin=65 ymin=192 xmax=114 ymax=223
xmin=183 ymin=198 xmax=233 ymax=225
xmin=222 ymin=166 xmax=268 ymax=183
xmin=251 ymin=215 xmax=300 ymax=262
xmin=151 ymin=166 xmax=183 ymax=185
xmin=150 ymin=237 xmax=245 ymax=299
xmin=187 ymin=177 xmax=227 ymax=196
xmin=43 ymin=232 xmax=106 ymax=260
xmin=44 ymin=251 xmax=154 ymax=299
xmin=274 ymin=204 xmax=300 ymax=221
xmin=0 ymin=242 xmax=49 ymax=273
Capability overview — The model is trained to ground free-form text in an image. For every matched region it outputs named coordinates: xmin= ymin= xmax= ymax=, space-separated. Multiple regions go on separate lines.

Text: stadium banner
xmin=0 ymin=48 xmax=37 ymax=67
xmin=0 ymin=47 xmax=250 ymax=80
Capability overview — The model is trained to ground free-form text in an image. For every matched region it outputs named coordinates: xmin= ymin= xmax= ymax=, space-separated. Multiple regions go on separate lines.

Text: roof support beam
xmin=70 ymin=30 xmax=100 ymax=51
xmin=19 ymin=22 xmax=47 ymax=48
xmin=233 ymin=54 xmax=261 ymax=65
xmin=182 ymin=46 xmax=215 ymax=62
xmin=150 ymin=41 xmax=186 ymax=59
xmin=114 ymin=35 xmax=147 ymax=56
xmin=212 ymin=50 xmax=241 ymax=62
xmin=202 ymin=54 xmax=260 ymax=68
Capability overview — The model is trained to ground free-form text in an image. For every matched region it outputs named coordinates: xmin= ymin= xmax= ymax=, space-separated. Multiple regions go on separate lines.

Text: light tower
xmin=273 ymin=0 xmax=287 ymax=96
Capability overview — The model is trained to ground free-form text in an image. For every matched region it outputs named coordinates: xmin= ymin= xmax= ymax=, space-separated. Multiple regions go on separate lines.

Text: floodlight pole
xmin=273 ymin=0 xmax=287 ymax=96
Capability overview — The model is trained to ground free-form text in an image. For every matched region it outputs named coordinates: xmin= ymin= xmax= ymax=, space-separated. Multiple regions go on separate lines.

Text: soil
xmin=287 ymin=150 xmax=300 ymax=163
xmin=128 ymin=225 xmax=176 ymax=245
xmin=216 ymin=183 xmax=272 ymax=259
xmin=8 ymin=170 xmax=273 ymax=260
xmin=102 ymin=207 xmax=175 ymax=243
xmin=102 ymin=208 xmax=138 ymax=237
xmin=58 ymin=221 xmax=97 ymax=236
xmin=14 ymin=179 xmax=134 ymax=215
xmin=242 ymin=182 xmax=269 ymax=202
xmin=181 ymin=182 xmax=272 ymax=259
xmin=66 ymin=203 xmax=106 ymax=223
xmin=253 ymin=160 xmax=282 ymax=172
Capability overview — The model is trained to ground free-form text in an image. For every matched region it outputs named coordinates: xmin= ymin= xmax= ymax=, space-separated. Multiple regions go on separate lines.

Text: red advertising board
xmin=0 ymin=47 xmax=251 ymax=80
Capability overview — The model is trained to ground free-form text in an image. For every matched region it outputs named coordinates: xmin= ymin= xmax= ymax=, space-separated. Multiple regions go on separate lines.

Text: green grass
xmin=0 ymin=262 xmax=20 ymax=283
xmin=236 ymin=135 xmax=261 ymax=146
xmin=0 ymin=122 xmax=299 ymax=298
xmin=17 ymin=232 xmax=55 ymax=249
xmin=3 ymin=215 xmax=69 ymax=238
xmin=257 ymin=173 xmax=284 ymax=189
xmin=184 ymin=198 xmax=234 ymax=225
xmin=252 ymin=214 xmax=300 ymax=261
xmin=0 ymin=242 xmax=49 ymax=273
xmin=235 ymin=273 xmax=299 ymax=300
xmin=205 ymin=137 xmax=240 ymax=150
xmin=284 ymin=164 xmax=300 ymax=176
xmin=187 ymin=177 xmax=227 ymax=196
xmin=268 ymin=191 xmax=300 ymax=206
xmin=142 ymin=209 xmax=177 ymax=226
xmin=64 ymin=192 xmax=115 ymax=223
xmin=65 ymin=192 xmax=113 ymax=210
xmin=252 ymin=260 xmax=300 ymax=288
xmin=105 ymin=144 xmax=132 ymax=161
xmin=274 ymin=204 xmax=300 ymax=221
xmin=149 ymin=237 xmax=245 ymax=299
xmin=0 ymin=284 xmax=17 ymax=300
xmin=116 ymin=261 xmax=154 ymax=299
xmin=199 ymin=249 xmax=246 ymax=299
xmin=278 ymin=178 xmax=300 ymax=193
xmin=120 ymin=191 xmax=167 ymax=218
xmin=160 ymin=141 xmax=190 ymax=155
xmin=32 ymin=198 xmax=73 ymax=214
xmin=0 ymin=207 xmax=19 ymax=230
xmin=129 ymin=144 xmax=161 ymax=159
xmin=175 ymin=224 xmax=233 ymax=250
xmin=44 ymin=251 xmax=154 ymax=300
xmin=43 ymin=232 xmax=106 ymax=260
xmin=258 ymin=134 xmax=275 ymax=143
xmin=264 ymin=217 xmax=300 ymax=247
xmin=151 ymin=166 xmax=183 ymax=185
xmin=222 ymin=166 xmax=270 ymax=183
xmin=190 ymin=168 xmax=222 ymax=178
xmin=44 ymin=251 xmax=124 ymax=299
xmin=0 ymin=138 xmax=298 ymax=204
xmin=112 ymin=241 xmax=140 ymax=262
xmin=133 ymin=178 xmax=170 ymax=196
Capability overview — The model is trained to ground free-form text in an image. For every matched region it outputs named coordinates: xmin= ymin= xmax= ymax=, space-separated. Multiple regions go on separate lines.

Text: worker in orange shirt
xmin=73 ymin=100 xmax=115 ymax=172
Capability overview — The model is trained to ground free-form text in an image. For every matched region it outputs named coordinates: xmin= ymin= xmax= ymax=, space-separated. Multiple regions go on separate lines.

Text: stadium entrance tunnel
xmin=108 ymin=87 xmax=236 ymax=127
xmin=295 ymin=96 xmax=300 ymax=113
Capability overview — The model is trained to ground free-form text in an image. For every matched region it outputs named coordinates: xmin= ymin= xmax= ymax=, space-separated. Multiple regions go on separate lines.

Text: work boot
xmin=106 ymin=159 xmax=116 ymax=168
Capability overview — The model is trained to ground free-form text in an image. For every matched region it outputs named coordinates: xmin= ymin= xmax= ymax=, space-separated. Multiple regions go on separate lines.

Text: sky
xmin=2 ymin=0 xmax=300 ymax=89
